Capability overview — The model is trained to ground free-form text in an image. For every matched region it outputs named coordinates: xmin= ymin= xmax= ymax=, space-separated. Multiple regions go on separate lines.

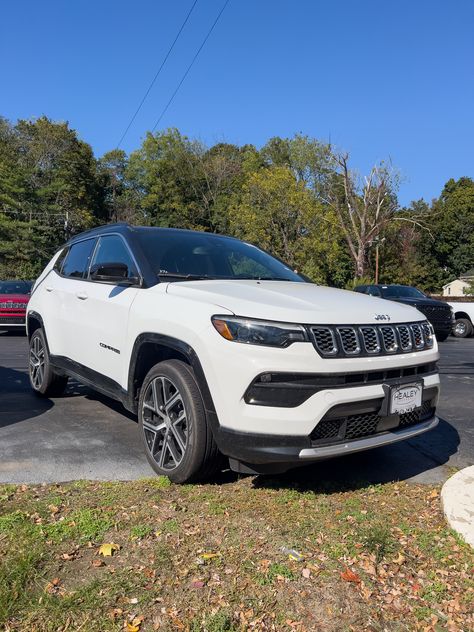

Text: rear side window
xmin=54 ymin=248 xmax=69 ymax=274
xmin=89 ymin=235 xmax=138 ymax=279
xmin=61 ymin=239 xmax=96 ymax=279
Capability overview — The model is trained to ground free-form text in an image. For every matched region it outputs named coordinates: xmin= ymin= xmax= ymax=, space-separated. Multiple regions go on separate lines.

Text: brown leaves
xmin=340 ymin=567 xmax=361 ymax=584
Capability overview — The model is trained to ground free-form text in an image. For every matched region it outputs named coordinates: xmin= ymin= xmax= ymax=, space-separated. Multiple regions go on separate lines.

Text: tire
xmin=29 ymin=328 xmax=68 ymax=396
xmin=436 ymin=332 xmax=450 ymax=342
xmin=453 ymin=318 xmax=473 ymax=338
xmin=138 ymin=359 xmax=221 ymax=484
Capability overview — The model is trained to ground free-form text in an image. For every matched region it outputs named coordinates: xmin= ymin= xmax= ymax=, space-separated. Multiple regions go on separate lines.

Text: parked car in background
xmin=447 ymin=301 xmax=474 ymax=338
xmin=0 ymin=280 xmax=32 ymax=332
xmin=354 ymin=284 xmax=453 ymax=341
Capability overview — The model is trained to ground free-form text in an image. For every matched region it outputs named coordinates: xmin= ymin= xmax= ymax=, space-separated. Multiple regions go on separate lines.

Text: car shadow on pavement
xmin=252 ymin=417 xmax=460 ymax=493
xmin=0 ymin=366 xmax=53 ymax=427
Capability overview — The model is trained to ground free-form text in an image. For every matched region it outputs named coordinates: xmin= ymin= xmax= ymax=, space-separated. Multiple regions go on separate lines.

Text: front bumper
xmin=217 ymin=409 xmax=439 ymax=474
xmin=0 ymin=315 xmax=26 ymax=328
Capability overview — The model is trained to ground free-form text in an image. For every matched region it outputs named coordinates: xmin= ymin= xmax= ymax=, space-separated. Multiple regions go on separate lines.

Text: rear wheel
xmin=453 ymin=318 xmax=473 ymax=338
xmin=29 ymin=328 xmax=68 ymax=396
xmin=138 ymin=359 xmax=221 ymax=484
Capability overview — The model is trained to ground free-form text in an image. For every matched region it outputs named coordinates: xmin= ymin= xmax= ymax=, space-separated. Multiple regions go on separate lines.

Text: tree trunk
xmin=355 ymin=246 xmax=366 ymax=278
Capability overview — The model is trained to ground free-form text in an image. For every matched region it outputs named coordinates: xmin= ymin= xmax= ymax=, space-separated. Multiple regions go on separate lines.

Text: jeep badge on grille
xmin=374 ymin=314 xmax=390 ymax=321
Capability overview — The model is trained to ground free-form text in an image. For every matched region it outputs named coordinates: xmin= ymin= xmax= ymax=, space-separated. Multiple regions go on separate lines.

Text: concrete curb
xmin=441 ymin=466 xmax=474 ymax=548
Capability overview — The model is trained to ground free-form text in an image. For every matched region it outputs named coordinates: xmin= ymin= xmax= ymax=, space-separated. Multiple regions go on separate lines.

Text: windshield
xmin=382 ymin=285 xmax=426 ymax=299
xmin=0 ymin=281 xmax=32 ymax=295
xmin=136 ymin=229 xmax=305 ymax=283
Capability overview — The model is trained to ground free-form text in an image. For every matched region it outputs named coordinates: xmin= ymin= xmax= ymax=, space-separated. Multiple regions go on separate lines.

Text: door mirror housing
xmin=90 ymin=262 xmax=140 ymax=285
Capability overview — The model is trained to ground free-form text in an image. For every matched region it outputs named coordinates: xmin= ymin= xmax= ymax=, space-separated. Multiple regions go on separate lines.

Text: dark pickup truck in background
xmin=354 ymin=284 xmax=453 ymax=341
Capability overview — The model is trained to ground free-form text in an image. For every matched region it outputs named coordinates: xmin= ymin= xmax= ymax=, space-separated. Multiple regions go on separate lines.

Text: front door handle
xmin=45 ymin=286 xmax=54 ymax=292
xmin=76 ymin=291 xmax=88 ymax=300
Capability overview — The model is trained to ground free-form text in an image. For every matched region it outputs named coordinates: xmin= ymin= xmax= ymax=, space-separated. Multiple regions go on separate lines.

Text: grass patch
xmin=0 ymin=479 xmax=472 ymax=631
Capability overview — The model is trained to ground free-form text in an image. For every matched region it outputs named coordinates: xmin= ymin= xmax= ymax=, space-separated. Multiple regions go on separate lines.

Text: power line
xmin=116 ymin=0 xmax=199 ymax=148
xmin=151 ymin=0 xmax=230 ymax=132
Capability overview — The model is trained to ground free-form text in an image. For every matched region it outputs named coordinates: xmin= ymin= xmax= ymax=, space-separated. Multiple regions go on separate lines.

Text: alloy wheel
xmin=29 ymin=334 xmax=45 ymax=390
xmin=141 ymin=376 xmax=188 ymax=471
xmin=454 ymin=322 xmax=466 ymax=336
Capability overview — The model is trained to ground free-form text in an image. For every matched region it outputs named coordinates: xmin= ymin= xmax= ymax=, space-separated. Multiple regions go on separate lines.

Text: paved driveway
xmin=0 ymin=333 xmax=472 ymax=485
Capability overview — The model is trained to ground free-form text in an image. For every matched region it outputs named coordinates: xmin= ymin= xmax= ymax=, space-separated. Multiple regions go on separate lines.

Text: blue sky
xmin=1 ymin=0 xmax=473 ymax=205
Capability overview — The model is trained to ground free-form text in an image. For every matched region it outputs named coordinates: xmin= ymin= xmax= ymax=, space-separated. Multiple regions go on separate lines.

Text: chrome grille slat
xmin=311 ymin=327 xmax=338 ymax=356
xmin=380 ymin=326 xmax=398 ymax=353
xmin=410 ymin=323 xmax=425 ymax=349
xmin=310 ymin=320 xmax=433 ymax=358
xmin=397 ymin=325 xmax=413 ymax=351
xmin=337 ymin=327 xmax=361 ymax=355
xmin=359 ymin=326 xmax=381 ymax=354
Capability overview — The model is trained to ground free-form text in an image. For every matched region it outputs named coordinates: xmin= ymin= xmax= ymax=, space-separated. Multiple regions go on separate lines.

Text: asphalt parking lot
xmin=0 ymin=333 xmax=473 ymax=485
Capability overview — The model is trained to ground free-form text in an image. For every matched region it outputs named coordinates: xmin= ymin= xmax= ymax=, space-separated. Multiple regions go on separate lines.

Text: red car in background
xmin=0 ymin=280 xmax=32 ymax=332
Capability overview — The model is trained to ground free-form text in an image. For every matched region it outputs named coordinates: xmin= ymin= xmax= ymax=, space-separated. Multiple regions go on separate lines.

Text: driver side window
xmin=89 ymin=235 xmax=138 ymax=280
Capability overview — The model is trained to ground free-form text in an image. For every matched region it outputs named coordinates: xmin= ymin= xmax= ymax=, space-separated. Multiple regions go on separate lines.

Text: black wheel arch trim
xmin=127 ymin=333 xmax=220 ymax=433
xmin=27 ymin=310 xmax=45 ymax=340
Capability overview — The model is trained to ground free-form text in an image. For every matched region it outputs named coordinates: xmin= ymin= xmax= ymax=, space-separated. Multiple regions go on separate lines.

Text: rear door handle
xmin=76 ymin=291 xmax=88 ymax=300
xmin=45 ymin=286 xmax=54 ymax=292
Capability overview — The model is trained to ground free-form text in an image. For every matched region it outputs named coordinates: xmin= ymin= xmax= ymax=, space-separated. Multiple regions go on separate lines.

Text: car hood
xmin=165 ymin=280 xmax=424 ymax=324
xmin=388 ymin=296 xmax=449 ymax=308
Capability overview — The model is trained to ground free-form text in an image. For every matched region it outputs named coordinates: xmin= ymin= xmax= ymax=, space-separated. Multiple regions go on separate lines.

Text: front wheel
xmin=453 ymin=318 xmax=473 ymax=338
xmin=29 ymin=328 xmax=68 ymax=396
xmin=436 ymin=332 xmax=450 ymax=342
xmin=138 ymin=360 xmax=221 ymax=484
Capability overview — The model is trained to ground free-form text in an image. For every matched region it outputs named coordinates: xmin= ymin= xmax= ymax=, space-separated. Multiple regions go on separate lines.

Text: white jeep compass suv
xmin=26 ymin=223 xmax=440 ymax=483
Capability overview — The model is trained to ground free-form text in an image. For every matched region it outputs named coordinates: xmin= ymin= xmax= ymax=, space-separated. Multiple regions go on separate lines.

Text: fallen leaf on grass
xmin=341 ymin=568 xmax=361 ymax=583
xmin=92 ymin=559 xmax=105 ymax=567
xmin=99 ymin=543 xmax=120 ymax=557
xmin=201 ymin=552 xmax=220 ymax=560
xmin=125 ymin=615 xmax=144 ymax=632
xmin=302 ymin=568 xmax=311 ymax=578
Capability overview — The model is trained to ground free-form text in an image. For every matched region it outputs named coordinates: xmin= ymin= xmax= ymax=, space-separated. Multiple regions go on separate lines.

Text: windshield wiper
xmin=157 ymin=273 xmax=216 ymax=281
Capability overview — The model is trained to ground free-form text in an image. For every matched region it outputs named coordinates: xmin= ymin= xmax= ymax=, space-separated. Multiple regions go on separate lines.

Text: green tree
xmin=229 ymin=166 xmax=344 ymax=283
xmin=417 ymin=178 xmax=474 ymax=291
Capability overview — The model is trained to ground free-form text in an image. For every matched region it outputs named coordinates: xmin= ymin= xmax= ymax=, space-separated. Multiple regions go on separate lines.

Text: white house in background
xmin=442 ymin=269 xmax=474 ymax=296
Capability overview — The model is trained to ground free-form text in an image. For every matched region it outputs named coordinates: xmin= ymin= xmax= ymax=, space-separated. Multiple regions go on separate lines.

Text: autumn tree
xmin=322 ymin=154 xmax=402 ymax=279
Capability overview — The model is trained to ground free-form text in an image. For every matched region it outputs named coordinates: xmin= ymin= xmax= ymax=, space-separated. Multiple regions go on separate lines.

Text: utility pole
xmin=375 ymin=242 xmax=380 ymax=284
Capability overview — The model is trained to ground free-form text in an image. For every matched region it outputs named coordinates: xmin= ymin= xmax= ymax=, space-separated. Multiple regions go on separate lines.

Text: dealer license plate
xmin=390 ymin=382 xmax=423 ymax=415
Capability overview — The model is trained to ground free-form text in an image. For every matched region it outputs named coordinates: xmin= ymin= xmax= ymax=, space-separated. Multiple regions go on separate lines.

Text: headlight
xmin=211 ymin=315 xmax=308 ymax=348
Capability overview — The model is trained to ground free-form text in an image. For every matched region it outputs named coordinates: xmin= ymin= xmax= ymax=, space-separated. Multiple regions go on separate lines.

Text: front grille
xmin=420 ymin=305 xmax=451 ymax=323
xmin=345 ymin=412 xmax=379 ymax=439
xmin=311 ymin=401 xmax=435 ymax=444
xmin=310 ymin=320 xmax=434 ymax=358
xmin=311 ymin=417 xmax=341 ymax=441
xmin=0 ymin=302 xmax=26 ymax=309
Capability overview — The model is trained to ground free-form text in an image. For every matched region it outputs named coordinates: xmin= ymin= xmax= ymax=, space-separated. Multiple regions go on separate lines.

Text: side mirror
xmin=90 ymin=262 xmax=140 ymax=285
